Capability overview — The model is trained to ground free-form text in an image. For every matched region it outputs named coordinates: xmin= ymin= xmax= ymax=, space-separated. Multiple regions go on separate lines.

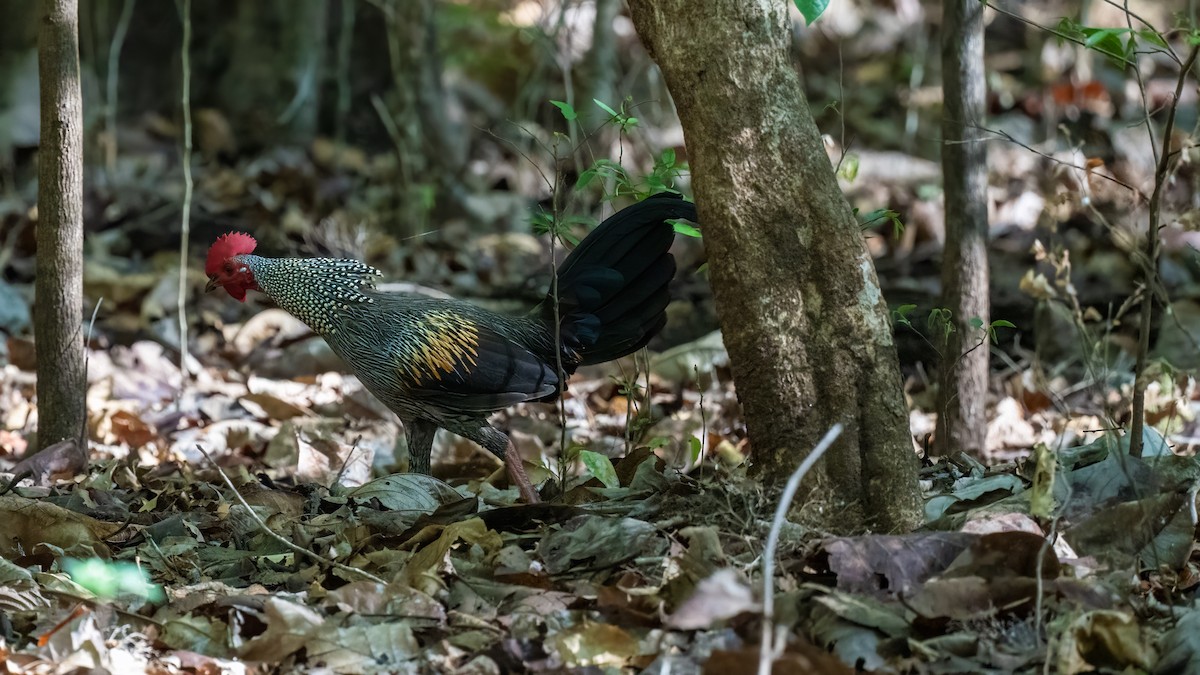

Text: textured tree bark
xmin=934 ymin=0 xmax=989 ymax=457
xmin=628 ymin=0 xmax=921 ymax=531
xmin=34 ymin=0 xmax=86 ymax=451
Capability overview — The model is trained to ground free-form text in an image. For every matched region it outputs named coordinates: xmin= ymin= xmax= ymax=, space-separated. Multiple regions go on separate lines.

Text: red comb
xmin=205 ymin=232 xmax=257 ymax=276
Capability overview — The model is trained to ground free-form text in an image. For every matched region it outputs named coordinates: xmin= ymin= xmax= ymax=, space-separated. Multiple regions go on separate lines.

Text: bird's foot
xmin=504 ymin=439 xmax=541 ymax=504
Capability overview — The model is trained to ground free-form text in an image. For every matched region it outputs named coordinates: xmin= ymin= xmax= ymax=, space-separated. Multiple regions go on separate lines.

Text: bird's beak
xmin=205 ymin=276 xmax=221 ymax=293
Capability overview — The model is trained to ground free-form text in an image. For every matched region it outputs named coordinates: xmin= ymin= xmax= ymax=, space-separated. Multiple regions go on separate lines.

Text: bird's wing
xmin=396 ymin=310 xmax=558 ymax=414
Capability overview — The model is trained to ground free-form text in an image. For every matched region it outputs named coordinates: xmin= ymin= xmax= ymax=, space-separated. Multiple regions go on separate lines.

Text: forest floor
xmin=6 ymin=5 xmax=1200 ymax=672
xmin=1 ymin=128 xmax=1198 ymax=672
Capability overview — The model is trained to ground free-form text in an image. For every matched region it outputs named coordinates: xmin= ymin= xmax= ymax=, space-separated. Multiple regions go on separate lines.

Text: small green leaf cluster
xmin=893 ymin=304 xmax=1015 ymax=346
xmin=577 ymin=147 xmax=688 ymax=202
xmin=856 ymin=207 xmax=905 ymax=238
xmin=530 ymin=211 xmax=595 ymax=246
xmin=539 ymin=97 xmax=699 ymax=241
xmin=1054 ymin=18 xmax=1170 ymax=68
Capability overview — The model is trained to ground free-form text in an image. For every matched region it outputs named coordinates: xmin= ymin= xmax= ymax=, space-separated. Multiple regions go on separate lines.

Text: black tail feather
xmin=540 ymin=193 xmax=696 ymax=366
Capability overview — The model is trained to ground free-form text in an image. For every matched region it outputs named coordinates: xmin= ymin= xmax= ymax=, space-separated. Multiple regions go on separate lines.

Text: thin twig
xmin=103 ymin=0 xmax=136 ymax=174
xmin=1102 ymin=0 xmax=1182 ymax=63
xmin=982 ymin=0 xmax=1178 ymax=66
xmin=969 ymin=125 xmax=1139 ymax=196
xmin=1124 ymin=2 xmax=1159 ymax=167
xmin=758 ymin=424 xmax=843 ymax=675
xmin=1130 ymin=42 xmax=1200 ymax=457
xmin=175 ymin=0 xmax=194 ymax=385
xmin=81 ymin=299 xmax=102 ymax=449
xmin=194 ymin=444 xmax=387 ymax=585
xmin=550 ymin=141 xmax=569 ymax=495
xmin=334 ymin=0 xmax=355 ymax=147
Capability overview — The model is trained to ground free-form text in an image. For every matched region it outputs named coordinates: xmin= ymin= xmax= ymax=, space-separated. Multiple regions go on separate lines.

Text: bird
xmin=205 ymin=193 xmax=696 ymax=503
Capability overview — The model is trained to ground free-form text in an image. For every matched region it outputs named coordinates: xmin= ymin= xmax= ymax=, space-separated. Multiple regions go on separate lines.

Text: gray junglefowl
xmin=205 ymin=193 xmax=697 ymax=502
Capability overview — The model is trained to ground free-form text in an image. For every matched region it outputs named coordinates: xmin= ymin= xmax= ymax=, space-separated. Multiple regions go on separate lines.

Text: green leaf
xmin=575 ymin=168 xmax=599 ymax=191
xmin=969 ymin=316 xmax=984 ymax=330
xmin=793 ymin=0 xmax=830 ymax=25
xmin=1082 ymin=27 xmax=1122 ymax=49
xmin=688 ymin=436 xmax=703 ymax=463
xmin=1055 ymin=17 xmax=1082 ymax=39
xmin=837 ymin=153 xmax=860 ymax=182
xmin=579 ymin=450 xmax=619 ymax=488
xmin=670 ymin=219 xmax=702 ymax=238
xmin=593 ymin=98 xmax=620 ymax=118
xmin=1079 ymin=27 xmax=1132 ymax=65
xmin=991 ymin=319 xmax=1016 ymax=329
xmin=530 ymin=211 xmax=553 ymax=236
xmin=64 ymin=558 xmax=165 ymax=602
xmin=549 ymin=100 xmax=576 ymax=121
xmin=1137 ymin=29 xmax=1168 ymax=49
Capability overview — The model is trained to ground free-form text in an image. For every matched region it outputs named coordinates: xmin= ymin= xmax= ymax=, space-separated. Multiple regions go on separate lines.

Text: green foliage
xmin=541 ymin=96 xmax=699 ymax=246
xmin=670 ymin=218 xmax=701 ymax=238
xmin=64 ymin=558 xmax=164 ymax=602
xmin=593 ymin=98 xmax=639 ymax=133
xmin=530 ymin=211 xmax=595 ymax=245
xmin=894 ymin=305 xmax=1016 ymax=346
xmin=577 ymin=147 xmax=688 ymax=201
xmin=970 ymin=316 xmax=1016 ymax=344
xmin=1054 ymin=18 xmax=1169 ymax=68
xmin=927 ymin=308 xmax=955 ymax=343
xmin=579 ymin=449 xmax=619 ymax=488
xmin=793 ymin=0 xmax=831 ymax=25
xmin=837 ymin=153 xmax=860 ymax=182
xmin=857 ymin=208 xmax=905 ymax=238
xmin=892 ymin=303 xmax=918 ymax=330
xmin=550 ymin=100 xmax=577 ymax=121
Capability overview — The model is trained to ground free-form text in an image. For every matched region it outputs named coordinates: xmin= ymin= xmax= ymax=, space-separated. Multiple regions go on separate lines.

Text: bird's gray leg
xmin=464 ymin=426 xmax=540 ymax=504
xmin=403 ymin=418 xmax=438 ymax=474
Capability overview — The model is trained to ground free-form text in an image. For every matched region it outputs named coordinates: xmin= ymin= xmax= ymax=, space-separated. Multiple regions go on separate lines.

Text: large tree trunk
xmin=628 ymin=0 xmax=920 ymax=531
xmin=34 ymin=0 xmax=85 ymax=450
xmin=935 ymin=0 xmax=990 ymax=457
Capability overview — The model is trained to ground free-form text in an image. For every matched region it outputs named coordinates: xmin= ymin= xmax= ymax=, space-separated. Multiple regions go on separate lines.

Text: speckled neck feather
xmin=241 ymin=255 xmax=381 ymax=335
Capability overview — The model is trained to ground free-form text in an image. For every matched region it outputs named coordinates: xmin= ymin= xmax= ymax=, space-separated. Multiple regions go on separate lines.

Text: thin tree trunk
xmin=219 ymin=0 xmax=327 ymax=147
xmin=394 ymin=0 xmax=467 ymax=206
xmin=581 ymin=0 xmax=619 ymax=123
xmin=935 ymin=0 xmax=989 ymax=457
xmin=34 ymin=0 xmax=85 ymax=451
xmin=0 ymin=1 xmax=39 ymax=183
xmin=628 ymin=0 xmax=921 ymax=532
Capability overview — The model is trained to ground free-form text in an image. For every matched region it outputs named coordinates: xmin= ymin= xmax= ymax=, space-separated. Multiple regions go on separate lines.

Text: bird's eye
xmin=224 ymin=261 xmax=233 ymax=273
